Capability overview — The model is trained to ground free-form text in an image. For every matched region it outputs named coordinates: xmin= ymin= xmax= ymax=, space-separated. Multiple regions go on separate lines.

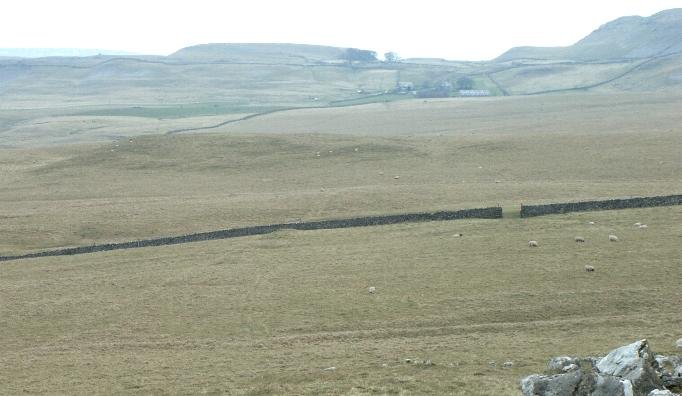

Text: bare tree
xmin=384 ymin=52 xmax=400 ymax=62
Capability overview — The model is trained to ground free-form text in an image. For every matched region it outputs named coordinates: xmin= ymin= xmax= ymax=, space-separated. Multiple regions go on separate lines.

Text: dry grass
xmin=1 ymin=92 xmax=682 ymax=394
xmin=1 ymin=93 xmax=681 ymax=255
xmin=1 ymin=207 xmax=680 ymax=394
xmin=490 ymin=62 xmax=634 ymax=94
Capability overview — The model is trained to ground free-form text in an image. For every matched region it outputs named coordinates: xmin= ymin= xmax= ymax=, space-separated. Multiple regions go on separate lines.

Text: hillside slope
xmin=169 ymin=43 xmax=347 ymax=64
xmin=497 ymin=8 xmax=682 ymax=61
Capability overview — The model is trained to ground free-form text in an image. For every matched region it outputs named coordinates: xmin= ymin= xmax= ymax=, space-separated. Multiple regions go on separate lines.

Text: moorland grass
xmin=1 ymin=207 xmax=680 ymax=394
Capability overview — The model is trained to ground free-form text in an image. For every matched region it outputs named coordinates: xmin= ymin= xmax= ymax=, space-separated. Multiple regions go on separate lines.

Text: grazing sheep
xmin=393 ymin=175 xmax=400 ymax=179
xmin=453 ymin=233 xmax=463 ymax=237
xmin=638 ymin=224 xmax=648 ymax=229
xmin=503 ymin=361 xmax=514 ymax=368
xmin=585 ymin=265 xmax=595 ymax=272
xmin=528 ymin=240 xmax=539 ymax=248
xmin=608 ymin=235 xmax=619 ymax=242
xmin=575 ymin=236 xmax=585 ymax=243
xmin=634 ymin=222 xmax=642 ymax=227
xmin=588 ymin=221 xmax=595 ymax=225
xmin=368 ymin=286 xmax=376 ymax=294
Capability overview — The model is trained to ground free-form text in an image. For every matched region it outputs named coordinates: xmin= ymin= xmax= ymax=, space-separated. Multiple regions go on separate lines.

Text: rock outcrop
xmin=521 ymin=339 xmax=682 ymax=396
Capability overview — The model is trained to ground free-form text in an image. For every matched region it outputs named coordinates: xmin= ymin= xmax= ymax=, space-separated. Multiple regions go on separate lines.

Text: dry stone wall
xmin=0 ymin=207 xmax=502 ymax=262
xmin=520 ymin=195 xmax=682 ymax=218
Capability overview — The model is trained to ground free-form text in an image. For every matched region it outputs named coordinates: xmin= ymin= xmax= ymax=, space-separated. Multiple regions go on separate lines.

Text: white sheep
xmin=638 ymin=224 xmax=648 ymax=229
xmin=575 ymin=236 xmax=585 ymax=243
xmin=588 ymin=221 xmax=595 ymax=225
xmin=528 ymin=240 xmax=539 ymax=247
xmin=585 ymin=265 xmax=595 ymax=272
xmin=453 ymin=233 xmax=463 ymax=238
xmin=634 ymin=222 xmax=641 ymax=227
xmin=368 ymin=286 xmax=376 ymax=294
xmin=609 ymin=235 xmax=619 ymax=242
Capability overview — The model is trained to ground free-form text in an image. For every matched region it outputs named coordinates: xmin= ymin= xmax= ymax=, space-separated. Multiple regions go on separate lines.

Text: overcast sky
xmin=2 ymin=0 xmax=681 ymax=60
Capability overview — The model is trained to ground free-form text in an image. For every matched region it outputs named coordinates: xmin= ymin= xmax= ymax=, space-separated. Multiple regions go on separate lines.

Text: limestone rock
xmin=648 ymin=390 xmax=679 ymax=396
xmin=548 ymin=356 xmax=579 ymax=373
xmin=520 ymin=340 xmax=678 ymax=396
xmin=596 ymin=339 xmax=664 ymax=394
xmin=592 ymin=375 xmax=632 ymax=396
xmin=521 ymin=371 xmax=584 ymax=395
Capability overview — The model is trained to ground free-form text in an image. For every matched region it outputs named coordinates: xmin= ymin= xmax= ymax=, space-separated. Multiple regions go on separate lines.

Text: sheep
xmin=368 ymin=286 xmax=376 ymax=294
xmin=575 ymin=236 xmax=586 ymax=243
xmin=634 ymin=222 xmax=642 ymax=227
xmin=588 ymin=221 xmax=596 ymax=225
xmin=528 ymin=240 xmax=539 ymax=247
xmin=638 ymin=224 xmax=648 ymax=229
xmin=453 ymin=233 xmax=463 ymax=238
xmin=393 ymin=175 xmax=400 ymax=179
xmin=609 ymin=235 xmax=619 ymax=242
xmin=585 ymin=265 xmax=595 ymax=272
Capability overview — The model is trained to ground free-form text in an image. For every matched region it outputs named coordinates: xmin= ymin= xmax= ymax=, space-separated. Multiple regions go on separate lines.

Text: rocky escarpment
xmin=521 ymin=339 xmax=682 ymax=395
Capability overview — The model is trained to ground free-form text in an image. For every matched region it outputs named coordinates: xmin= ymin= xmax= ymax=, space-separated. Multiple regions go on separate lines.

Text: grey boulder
xmin=521 ymin=339 xmax=680 ymax=396
xmin=648 ymin=390 xmax=680 ymax=396
xmin=595 ymin=339 xmax=664 ymax=394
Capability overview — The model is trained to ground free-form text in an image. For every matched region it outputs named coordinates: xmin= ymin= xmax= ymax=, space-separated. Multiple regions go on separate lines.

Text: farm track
xmin=11 ymin=312 xmax=672 ymax=351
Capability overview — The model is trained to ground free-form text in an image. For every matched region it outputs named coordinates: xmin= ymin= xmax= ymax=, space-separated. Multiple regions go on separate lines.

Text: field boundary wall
xmin=0 ymin=207 xmax=502 ymax=262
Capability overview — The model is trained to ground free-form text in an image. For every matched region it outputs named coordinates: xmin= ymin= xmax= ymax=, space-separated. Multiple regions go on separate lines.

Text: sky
xmin=2 ymin=0 xmax=682 ymax=60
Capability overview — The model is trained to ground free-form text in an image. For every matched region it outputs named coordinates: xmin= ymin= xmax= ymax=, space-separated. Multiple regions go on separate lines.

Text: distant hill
xmin=496 ymin=8 xmax=682 ymax=61
xmin=169 ymin=43 xmax=348 ymax=64
xmin=0 ymin=48 xmax=137 ymax=58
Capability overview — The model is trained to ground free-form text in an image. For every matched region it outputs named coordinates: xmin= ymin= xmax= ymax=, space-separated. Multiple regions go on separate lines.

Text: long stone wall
xmin=0 ymin=207 xmax=502 ymax=262
xmin=520 ymin=194 xmax=682 ymax=218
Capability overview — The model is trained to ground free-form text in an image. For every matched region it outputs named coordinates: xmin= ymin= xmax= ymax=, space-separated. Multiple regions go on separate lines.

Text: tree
xmin=456 ymin=76 xmax=474 ymax=90
xmin=342 ymin=48 xmax=378 ymax=63
xmin=384 ymin=52 xmax=400 ymax=62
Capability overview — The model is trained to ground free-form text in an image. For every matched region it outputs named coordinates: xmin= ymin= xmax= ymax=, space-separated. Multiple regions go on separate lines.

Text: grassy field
xmin=1 ymin=92 xmax=682 ymax=394
xmin=489 ymin=61 xmax=636 ymax=95
xmin=2 ymin=47 xmax=681 ymax=148
xmin=1 ymin=207 xmax=681 ymax=394
xmin=1 ymin=93 xmax=681 ymax=256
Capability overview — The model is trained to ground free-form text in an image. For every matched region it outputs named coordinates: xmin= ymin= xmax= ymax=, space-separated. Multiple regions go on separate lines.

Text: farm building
xmin=459 ymin=89 xmax=491 ymax=97
xmin=396 ymin=82 xmax=415 ymax=92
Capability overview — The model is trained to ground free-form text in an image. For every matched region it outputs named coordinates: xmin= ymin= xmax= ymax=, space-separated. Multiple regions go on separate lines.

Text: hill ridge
xmin=496 ymin=8 xmax=682 ymax=61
